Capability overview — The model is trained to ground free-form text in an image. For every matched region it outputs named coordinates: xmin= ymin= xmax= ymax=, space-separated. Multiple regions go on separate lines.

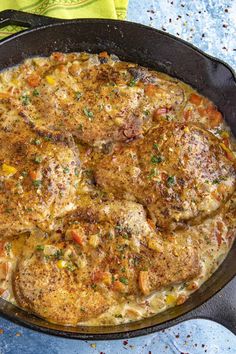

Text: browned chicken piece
xmin=95 ymin=122 xmax=236 ymax=230
xmin=13 ymin=200 xmax=200 ymax=324
xmin=0 ymin=103 xmax=80 ymax=237
xmin=16 ymin=53 xmax=186 ymax=148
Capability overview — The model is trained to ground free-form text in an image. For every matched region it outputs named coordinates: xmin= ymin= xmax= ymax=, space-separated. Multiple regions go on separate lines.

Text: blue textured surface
xmin=0 ymin=1 xmax=236 ymax=353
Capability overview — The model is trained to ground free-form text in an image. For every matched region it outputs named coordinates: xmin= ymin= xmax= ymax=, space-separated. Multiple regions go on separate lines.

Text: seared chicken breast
xmin=0 ymin=101 xmax=80 ymax=237
xmin=13 ymin=200 xmax=200 ymax=324
xmin=96 ymin=122 xmax=235 ymax=230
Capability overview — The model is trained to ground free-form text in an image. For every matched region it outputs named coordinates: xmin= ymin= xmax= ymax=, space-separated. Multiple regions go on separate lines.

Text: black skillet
xmin=0 ymin=9 xmax=235 ymax=339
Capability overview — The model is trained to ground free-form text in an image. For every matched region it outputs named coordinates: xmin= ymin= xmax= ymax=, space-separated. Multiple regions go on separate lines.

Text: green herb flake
xmin=91 ymin=284 xmax=97 ymax=289
xmin=212 ymin=179 xmax=220 ymax=184
xmin=33 ymin=138 xmax=41 ymax=145
xmin=75 ymin=91 xmax=82 ymax=100
xmin=32 ymin=89 xmax=40 ymax=97
xmin=167 ymin=176 xmax=175 ymax=186
xmin=36 ymin=245 xmax=44 ymax=251
xmin=66 ymin=262 xmax=76 ymax=272
xmin=151 ymin=155 xmax=164 ymax=164
xmin=63 ymin=167 xmax=70 ymax=174
xmin=33 ymin=179 xmax=42 ymax=188
xmin=144 ymin=110 xmax=150 ymax=116
xmin=21 ymin=171 xmax=28 ymax=177
xmin=5 ymin=242 xmax=12 ymax=255
xmin=74 ymin=168 xmax=79 ymax=177
xmin=119 ymin=277 xmax=128 ymax=285
xmin=115 ymin=314 xmax=123 ymax=318
xmin=147 ymin=168 xmax=157 ymax=179
xmin=83 ymin=107 xmax=94 ymax=120
xmin=33 ymin=156 xmax=43 ymax=164
xmin=21 ymin=94 xmax=30 ymax=106
xmin=54 ymin=250 xmax=63 ymax=260
xmin=128 ymin=78 xmax=136 ymax=87
xmin=153 ymin=143 xmax=159 ymax=150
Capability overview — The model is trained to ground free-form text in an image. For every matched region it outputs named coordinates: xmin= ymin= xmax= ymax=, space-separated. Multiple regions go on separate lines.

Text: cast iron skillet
xmin=0 ymin=9 xmax=235 ymax=339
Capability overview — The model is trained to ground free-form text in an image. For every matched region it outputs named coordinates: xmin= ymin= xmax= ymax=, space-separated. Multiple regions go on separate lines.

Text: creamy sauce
xmin=0 ymin=52 xmax=235 ymax=326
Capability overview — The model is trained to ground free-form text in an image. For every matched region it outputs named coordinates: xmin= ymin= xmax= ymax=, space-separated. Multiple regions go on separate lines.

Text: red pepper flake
xmin=123 ymin=340 xmax=128 ymax=345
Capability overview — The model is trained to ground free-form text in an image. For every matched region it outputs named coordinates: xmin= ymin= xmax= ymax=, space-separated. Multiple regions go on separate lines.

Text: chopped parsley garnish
xmin=33 ymin=138 xmax=41 ymax=145
xmin=147 ymin=168 xmax=157 ymax=179
xmin=5 ymin=243 xmax=12 ymax=255
xmin=74 ymin=168 xmax=79 ymax=177
xmin=44 ymin=136 xmax=52 ymax=142
xmin=83 ymin=107 xmax=94 ymax=119
xmin=36 ymin=245 xmax=44 ymax=251
xmin=153 ymin=143 xmax=159 ymax=150
xmin=21 ymin=94 xmax=30 ymax=106
xmin=21 ymin=171 xmax=28 ymax=177
xmin=75 ymin=91 xmax=82 ymax=100
xmin=128 ymin=78 xmax=137 ymax=87
xmin=167 ymin=176 xmax=175 ymax=186
xmin=32 ymin=89 xmax=40 ymax=97
xmin=119 ymin=277 xmax=128 ymax=285
xmin=212 ymin=179 xmax=220 ymax=184
xmin=78 ymin=123 xmax=83 ymax=131
xmin=33 ymin=156 xmax=43 ymax=164
xmin=91 ymin=284 xmax=97 ymax=289
xmin=33 ymin=179 xmax=42 ymax=188
xmin=115 ymin=314 xmax=123 ymax=318
xmin=54 ymin=250 xmax=63 ymax=259
xmin=66 ymin=262 xmax=76 ymax=272
xmin=63 ymin=167 xmax=70 ymax=174
xmin=151 ymin=155 xmax=164 ymax=164
xmin=144 ymin=110 xmax=150 ymax=116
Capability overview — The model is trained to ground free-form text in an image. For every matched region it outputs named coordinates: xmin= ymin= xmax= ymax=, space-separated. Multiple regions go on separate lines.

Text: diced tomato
xmin=145 ymin=84 xmax=157 ymax=97
xmin=70 ymin=230 xmax=83 ymax=246
xmin=189 ymin=93 xmax=202 ymax=106
xmin=29 ymin=171 xmax=37 ymax=180
xmin=26 ymin=73 xmax=40 ymax=87
xmin=51 ymin=52 xmax=66 ymax=62
xmin=113 ymin=280 xmax=126 ymax=293
xmin=98 ymin=51 xmax=109 ymax=58
xmin=147 ymin=218 xmax=155 ymax=230
xmin=209 ymin=110 xmax=223 ymax=128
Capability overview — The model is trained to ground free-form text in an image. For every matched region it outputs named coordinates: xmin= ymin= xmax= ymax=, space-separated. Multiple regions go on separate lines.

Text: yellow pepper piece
xmin=166 ymin=294 xmax=176 ymax=305
xmin=148 ymin=238 xmax=163 ymax=252
xmin=45 ymin=75 xmax=56 ymax=85
xmin=88 ymin=234 xmax=99 ymax=248
xmin=2 ymin=163 xmax=17 ymax=175
xmin=221 ymin=131 xmax=229 ymax=138
xmin=57 ymin=260 xmax=67 ymax=269
xmin=220 ymin=142 xmax=231 ymax=154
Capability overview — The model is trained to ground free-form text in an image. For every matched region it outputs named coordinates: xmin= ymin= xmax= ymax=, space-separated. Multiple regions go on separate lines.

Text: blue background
xmin=0 ymin=0 xmax=236 ymax=353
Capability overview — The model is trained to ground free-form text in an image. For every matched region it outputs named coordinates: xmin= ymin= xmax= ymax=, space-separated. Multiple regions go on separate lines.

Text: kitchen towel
xmin=0 ymin=0 xmax=128 ymax=39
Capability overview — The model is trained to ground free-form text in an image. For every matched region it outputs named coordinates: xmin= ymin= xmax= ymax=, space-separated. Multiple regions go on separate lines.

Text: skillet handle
xmin=177 ymin=277 xmax=236 ymax=335
xmin=0 ymin=9 xmax=62 ymax=29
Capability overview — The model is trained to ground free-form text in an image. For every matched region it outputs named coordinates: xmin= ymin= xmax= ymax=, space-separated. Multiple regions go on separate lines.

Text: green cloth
xmin=0 ymin=0 xmax=128 ymax=39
